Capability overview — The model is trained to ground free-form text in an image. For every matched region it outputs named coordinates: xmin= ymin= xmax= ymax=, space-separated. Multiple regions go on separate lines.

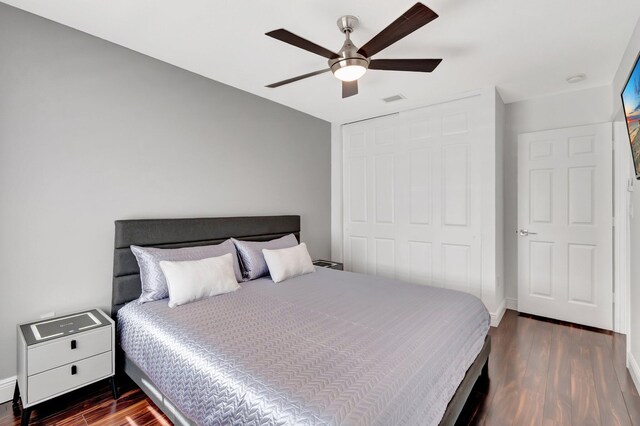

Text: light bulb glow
xmin=334 ymin=65 xmax=367 ymax=82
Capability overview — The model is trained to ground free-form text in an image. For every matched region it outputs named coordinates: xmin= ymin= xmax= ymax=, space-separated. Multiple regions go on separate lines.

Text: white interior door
xmin=343 ymin=96 xmax=482 ymax=297
xmin=517 ymin=123 xmax=613 ymax=329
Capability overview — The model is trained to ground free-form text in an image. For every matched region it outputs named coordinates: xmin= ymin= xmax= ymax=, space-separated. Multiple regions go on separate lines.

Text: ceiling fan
xmin=265 ymin=2 xmax=442 ymax=99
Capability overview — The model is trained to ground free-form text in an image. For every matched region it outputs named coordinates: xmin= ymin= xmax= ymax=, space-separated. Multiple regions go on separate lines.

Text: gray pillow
xmin=232 ymin=234 xmax=298 ymax=280
xmin=131 ymin=239 xmax=242 ymax=304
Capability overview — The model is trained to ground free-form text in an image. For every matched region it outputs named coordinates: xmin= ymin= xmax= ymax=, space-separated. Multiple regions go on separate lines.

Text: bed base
xmin=439 ymin=335 xmax=491 ymax=426
xmin=123 ymin=355 xmax=195 ymax=426
xmin=121 ymin=335 xmax=490 ymax=426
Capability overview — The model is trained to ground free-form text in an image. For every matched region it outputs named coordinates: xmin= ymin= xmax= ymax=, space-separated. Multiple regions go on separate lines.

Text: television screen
xmin=622 ymin=52 xmax=640 ymax=179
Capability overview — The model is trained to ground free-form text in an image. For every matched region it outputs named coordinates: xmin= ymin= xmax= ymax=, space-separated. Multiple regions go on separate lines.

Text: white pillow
xmin=159 ymin=253 xmax=240 ymax=308
xmin=262 ymin=243 xmax=315 ymax=283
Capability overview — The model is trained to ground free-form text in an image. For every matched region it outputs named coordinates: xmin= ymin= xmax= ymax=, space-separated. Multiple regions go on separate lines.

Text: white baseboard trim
xmin=628 ymin=350 xmax=640 ymax=395
xmin=0 ymin=376 xmax=16 ymax=404
xmin=490 ymin=299 xmax=506 ymax=327
xmin=505 ymin=297 xmax=518 ymax=311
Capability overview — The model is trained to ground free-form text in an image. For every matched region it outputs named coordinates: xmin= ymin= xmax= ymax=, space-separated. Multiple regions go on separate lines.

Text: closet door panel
xmin=343 ymin=96 xmax=482 ymax=298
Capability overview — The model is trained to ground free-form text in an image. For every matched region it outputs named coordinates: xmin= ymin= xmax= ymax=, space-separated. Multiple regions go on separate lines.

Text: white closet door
xmin=343 ymin=96 xmax=482 ymax=297
xmin=343 ymin=115 xmax=399 ymax=279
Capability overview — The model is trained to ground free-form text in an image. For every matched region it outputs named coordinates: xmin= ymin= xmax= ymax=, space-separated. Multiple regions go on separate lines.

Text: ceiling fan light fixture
xmin=331 ymin=57 xmax=369 ymax=82
xmin=334 ymin=64 xmax=367 ymax=82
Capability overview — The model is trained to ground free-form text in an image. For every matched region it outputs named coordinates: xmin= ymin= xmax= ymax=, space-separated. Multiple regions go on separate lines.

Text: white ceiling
xmin=3 ymin=0 xmax=638 ymax=123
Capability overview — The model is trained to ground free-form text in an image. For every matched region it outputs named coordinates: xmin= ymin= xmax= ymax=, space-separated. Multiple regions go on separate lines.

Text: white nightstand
xmin=14 ymin=309 xmax=116 ymax=425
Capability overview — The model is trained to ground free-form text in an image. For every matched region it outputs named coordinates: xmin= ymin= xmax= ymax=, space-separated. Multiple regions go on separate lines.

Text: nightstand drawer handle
xmin=70 ymin=339 xmax=77 ymax=350
xmin=71 ymin=365 xmax=77 ymax=375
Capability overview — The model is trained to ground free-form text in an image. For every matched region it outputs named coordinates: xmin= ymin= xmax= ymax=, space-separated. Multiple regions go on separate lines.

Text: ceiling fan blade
xmin=266 ymin=29 xmax=339 ymax=59
xmin=369 ymin=58 xmax=442 ymax=72
xmin=357 ymin=3 xmax=438 ymax=58
xmin=342 ymin=80 xmax=358 ymax=98
xmin=266 ymin=69 xmax=331 ymax=88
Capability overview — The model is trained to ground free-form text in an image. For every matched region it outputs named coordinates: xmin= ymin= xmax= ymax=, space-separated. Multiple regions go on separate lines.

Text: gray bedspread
xmin=118 ymin=267 xmax=490 ymax=426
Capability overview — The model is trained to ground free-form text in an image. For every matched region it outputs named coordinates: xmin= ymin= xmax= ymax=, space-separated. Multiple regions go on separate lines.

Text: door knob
xmin=517 ymin=229 xmax=537 ymax=236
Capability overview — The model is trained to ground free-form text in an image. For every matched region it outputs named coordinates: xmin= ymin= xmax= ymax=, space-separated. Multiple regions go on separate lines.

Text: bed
xmin=111 ymin=216 xmax=490 ymax=425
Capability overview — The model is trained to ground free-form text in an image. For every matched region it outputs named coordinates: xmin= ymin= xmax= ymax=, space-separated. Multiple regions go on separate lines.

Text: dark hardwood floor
xmin=459 ymin=310 xmax=640 ymax=426
xmin=2 ymin=309 xmax=639 ymax=425
xmin=0 ymin=376 xmax=170 ymax=426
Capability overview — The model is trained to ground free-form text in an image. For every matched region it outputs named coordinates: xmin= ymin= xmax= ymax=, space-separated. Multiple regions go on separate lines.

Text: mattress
xmin=118 ymin=267 xmax=490 ymax=426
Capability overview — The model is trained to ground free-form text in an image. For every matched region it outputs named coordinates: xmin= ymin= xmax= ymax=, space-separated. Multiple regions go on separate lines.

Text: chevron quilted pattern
xmin=118 ymin=267 xmax=490 ymax=425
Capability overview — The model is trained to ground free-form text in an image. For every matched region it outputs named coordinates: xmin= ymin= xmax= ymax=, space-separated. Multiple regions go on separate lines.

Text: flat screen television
xmin=621 ymin=52 xmax=640 ymax=179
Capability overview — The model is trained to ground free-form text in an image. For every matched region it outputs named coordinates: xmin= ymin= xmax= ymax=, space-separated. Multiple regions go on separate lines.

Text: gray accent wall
xmin=0 ymin=3 xmax=330 ymax=382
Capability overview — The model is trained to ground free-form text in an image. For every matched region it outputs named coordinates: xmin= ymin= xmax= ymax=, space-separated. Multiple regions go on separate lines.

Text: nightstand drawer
xmin=28 ymin=327 xmax=111 ymax=375
xmin=28 ymin=351 xmax=112 ymax=404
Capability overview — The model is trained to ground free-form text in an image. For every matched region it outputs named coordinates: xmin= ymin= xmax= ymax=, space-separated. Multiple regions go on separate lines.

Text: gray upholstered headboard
xmin=111 ymin=216 xmax=301 ymax=319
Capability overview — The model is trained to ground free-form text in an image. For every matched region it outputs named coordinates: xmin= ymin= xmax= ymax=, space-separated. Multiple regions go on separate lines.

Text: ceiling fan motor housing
xmin=330 ymin=16 xmax=369 ymax=78
xmin=329 ymin=47 xmax=369 ymax=76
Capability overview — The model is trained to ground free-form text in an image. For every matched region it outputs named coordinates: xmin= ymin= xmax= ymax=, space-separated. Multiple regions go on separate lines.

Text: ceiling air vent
xmin=382 ymin=94 xmax=406 ymax=103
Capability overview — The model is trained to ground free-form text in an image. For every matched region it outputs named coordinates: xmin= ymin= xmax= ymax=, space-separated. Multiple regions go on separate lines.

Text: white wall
xmin=611 ymin=17 xmax=640 ymax=385
xmin=503 ymin=85 xmax=614 ymax=303
xmin=0 ymin=3 xmax=331 ymax=390
xmin=613 ymin=18 xmax=640 ymax=116
xmin=478 ymin=88 xmax=505 ymax=319
xmin=495 ymin=90 xmax=506 ymax=317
